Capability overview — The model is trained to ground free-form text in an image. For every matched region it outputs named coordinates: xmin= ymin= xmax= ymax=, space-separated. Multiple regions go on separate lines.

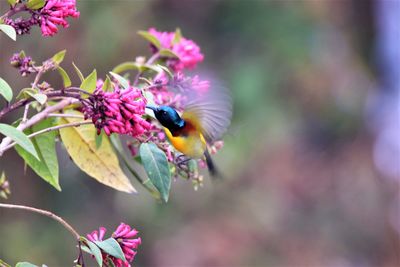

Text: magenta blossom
xmin=82 ymin=81 xmax=151 ymax=136
xmin=38 ymin=0 xmax=80 ymax=36
xmin=148 ymin=28 xmax=204 ymax=71
xmin=10 ymin=53 xmax=36 ymax=77
xmin=87 ymin=223 xmax=141 ymax=267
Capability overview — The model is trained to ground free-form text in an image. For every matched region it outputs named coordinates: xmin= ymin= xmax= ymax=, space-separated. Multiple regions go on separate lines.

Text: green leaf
xmin=159 ymin=49 xmax=179 ymax=58
xmin=94 ymin=238 xmax=126 ymax=261
xmin=112 ymin=62 xmax=140 ymax=74
xmin=59 ymin=111 xmax=136 ymax=193
xmin=25 ymin=0 xmax=46 ymax=10
xmin=57 ymin=67 xmax=72 ymax=88
xmin=101 ymin=76 xmax=112 ymax=92
xmin=72 ymin=62 xmax=84 ymax=82
xmin=16 ymin=88 xmax=37 ymax=100
xmin=15 ymin=262 xmax=38 ymax=267
xmin=172 ymin=28 xmax=182 ymax=45
xmin=139 ymin=142 xmax=171 ymax=202
xmin=106 ymin=258 xmax=116 ymax=267
xmin=29 ymin=93 xmax=47 ymax=105
xmin=137 ymin=30 xmax=161 ymax=49
xmin=0 ymin=77 xmax=13 ymax=101
xmin=81 ymin=237 xmax=103 ymax=267
xmin=0 ymin=123 xmax=39 ymax=160
xmin=7 ymin=0 xmax=17 ymax=6
xmin=80 ymin=69 xmax=97 ymax=93
xmin=95 ymin=131 xmax=105 ymax=149
xmin=109 ymin=72 xmax=129 ymax=89
xmin=0 ymin=24 xmax=16 ymax=41
xmin=14 ymin=119 xmax=60 ymax=190
xmin=51 ymin=49 xmax=66 ymax=65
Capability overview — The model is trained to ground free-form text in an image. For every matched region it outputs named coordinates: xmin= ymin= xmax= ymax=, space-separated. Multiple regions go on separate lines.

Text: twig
xmin=22 ymin=103 xmax=30 ymax=123
xmin=0 ymin=98 xmax=75 ymax=156
xmin=0 ymin=5 xmax=27 ymax=20
xmin=0 ymin=203 xmax=80 ymax=240
xmin=0 ymin=91 xmax=81 ymax=120
xmin=0 ymin=121 xmax=92 ymax=154
xmin=48 ymin=113 xmax=85 ymax=119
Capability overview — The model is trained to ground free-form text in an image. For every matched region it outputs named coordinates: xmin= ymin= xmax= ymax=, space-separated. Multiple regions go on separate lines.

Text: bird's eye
xmin=162 ymin=111 xmax=167 ymax=115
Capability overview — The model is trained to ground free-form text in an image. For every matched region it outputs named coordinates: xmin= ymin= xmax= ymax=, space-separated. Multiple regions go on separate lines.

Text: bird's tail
xmin=204 ymin=149 xmax=221 ymax=179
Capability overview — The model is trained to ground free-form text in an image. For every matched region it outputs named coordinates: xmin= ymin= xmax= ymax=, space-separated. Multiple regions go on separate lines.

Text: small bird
xmin=146 ymin=84 xmax=232 ymax=177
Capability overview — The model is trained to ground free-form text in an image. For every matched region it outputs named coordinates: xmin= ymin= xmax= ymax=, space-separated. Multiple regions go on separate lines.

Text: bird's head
xmin=146 ymin=105 xmax=185 ymax=132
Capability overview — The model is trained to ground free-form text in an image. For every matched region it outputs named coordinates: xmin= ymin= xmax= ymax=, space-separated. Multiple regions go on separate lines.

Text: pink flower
xmin=171 ymin=38 xmax=204 ymax=71
xmin=112 ymin=223 xmax=142 ymax=264
xmin=87 ymin=223 xmax=141 ymax=267
xmin=82 ymin=80 xmax=151 ymax=137
xmin=148 ymin=28 xmax=204 ymax=71
xmin=38 ymin=0 xmax=80 ymax=36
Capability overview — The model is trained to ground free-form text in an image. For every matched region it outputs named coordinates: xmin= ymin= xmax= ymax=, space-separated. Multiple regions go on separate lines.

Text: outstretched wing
xmin=181 ymin=83 xmax=232 ymax=143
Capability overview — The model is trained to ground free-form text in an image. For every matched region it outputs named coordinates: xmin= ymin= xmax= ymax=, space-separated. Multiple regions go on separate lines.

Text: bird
xmin=146 ymin=83 xmax=232 ymax=177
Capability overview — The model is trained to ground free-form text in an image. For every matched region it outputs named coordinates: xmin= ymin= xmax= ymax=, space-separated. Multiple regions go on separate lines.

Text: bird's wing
xmin=181 ymin=83 xmax=232 ymax=143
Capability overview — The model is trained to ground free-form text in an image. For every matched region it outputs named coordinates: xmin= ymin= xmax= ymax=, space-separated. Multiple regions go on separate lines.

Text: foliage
xmin=0 ymin=1 xmax=231 ymax=266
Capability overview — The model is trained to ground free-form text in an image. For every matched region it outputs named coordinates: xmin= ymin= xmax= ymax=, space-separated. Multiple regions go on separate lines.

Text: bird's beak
xmin=146 ymin=105 xmax=158 ymax=111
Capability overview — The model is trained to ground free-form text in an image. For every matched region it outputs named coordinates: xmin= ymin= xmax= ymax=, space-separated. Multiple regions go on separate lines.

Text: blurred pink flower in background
xmin=148 ymin=28 xmax=204 ymax=71
xmin=39 ymin=0 xmax=80 ymax=36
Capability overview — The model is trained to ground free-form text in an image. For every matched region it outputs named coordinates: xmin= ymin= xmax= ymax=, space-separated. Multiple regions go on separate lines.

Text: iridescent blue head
xmin=146 ymin=105 xmax=185 ymax=133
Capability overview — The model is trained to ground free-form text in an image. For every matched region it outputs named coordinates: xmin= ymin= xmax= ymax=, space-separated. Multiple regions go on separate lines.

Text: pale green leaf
xmin=7 ymin=0 xmax=17 ymax=6
xmin=172 ymin=28 xmax=182 ymax=44
xmin=15 ymin=262 xmax=38 ymax=267
xmin=94 ymin=238 xmax=126 ymax=261
xmin=72 ymin=62 xmax=84 ymax=82
xmin=109 ymin=72 xmax=129 ymax=89
xmin=51 ymin=49 xmax=66 ymax=65
xmin=15 ymin=119 xmax=60 ymax=191
xmin=0 ymin=77 xmax=13 ymax=101
xmin=59 ymin=111 xmax=136 ymax=193
xmin=81 ymin=237 xmax=103 ymax=267
xmin=139 ymin=142 xmax=171 ymax=202
xmin=16 ymin=88 xmax=37 ymax=100
xmin=0 ymin=123 xmax=39 ymax=160
xmin=25 ymin=0 xmax=45 ymax=10
xmin=137 ymin=30 xmax=161 ymax=49
xmin=80 ymin=69 xmax=97 ymax=93
xmin=101 ymin=76 xmax=112 ymax=92
xmin=57 ymin=67 xmax=72 ymax=88
xmin=0 ymin=24 xmax=16 ymax=41
xmin=112 ymin=62 xmax=140 ymax=74
xmin=159 ymin=49 xmax=179 ymax=58
xmin=29 ymin=93 xmax=47 ymax=105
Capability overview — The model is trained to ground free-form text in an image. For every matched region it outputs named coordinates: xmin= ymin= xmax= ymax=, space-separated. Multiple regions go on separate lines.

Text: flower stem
xmin=0 ymin=5 xmax=27 ymax=20
xmin=0 ymin=203 xmax=80 ymax=240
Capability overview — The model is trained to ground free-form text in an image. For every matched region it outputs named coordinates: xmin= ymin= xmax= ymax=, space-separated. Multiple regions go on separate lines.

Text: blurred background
xmin=1 ymin=0 xmax=399 ymax=266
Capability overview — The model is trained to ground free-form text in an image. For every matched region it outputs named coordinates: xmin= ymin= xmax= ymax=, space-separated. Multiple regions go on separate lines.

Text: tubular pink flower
xmin=148 ymin=28 xmax=204 ymax=71
xmin=38 ymin=0 xmax=80 ymax=37
xmin=86 ymin=223 xmax=141 ymax=267
xmin=82 ymin=80 xmax=150 ymax=137
xmin=112 ymin=223 xmax=142 ymax=264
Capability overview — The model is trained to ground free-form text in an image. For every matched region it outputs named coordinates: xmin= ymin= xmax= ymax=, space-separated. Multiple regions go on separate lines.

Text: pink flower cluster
xmin=151 ymin=71 xmax=210 ymax=108
xmin=148 ymin=28 xmax=204 ymax=71
xmin=39 ymin=0 xmax=80 ymax=36
xmin=82 ymin=81 xmax=151 ymax=136
xmin=87 ymin=223 xmax=141 ymax=267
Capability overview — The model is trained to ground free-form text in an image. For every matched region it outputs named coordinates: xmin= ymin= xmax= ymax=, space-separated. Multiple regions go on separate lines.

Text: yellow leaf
xmin=59 ymin=111 xmax=136 ymax=193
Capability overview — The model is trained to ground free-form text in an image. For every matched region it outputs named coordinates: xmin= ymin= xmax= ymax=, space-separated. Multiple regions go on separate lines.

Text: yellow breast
xmin=164 ymin=127 xmax=206 ymax=159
